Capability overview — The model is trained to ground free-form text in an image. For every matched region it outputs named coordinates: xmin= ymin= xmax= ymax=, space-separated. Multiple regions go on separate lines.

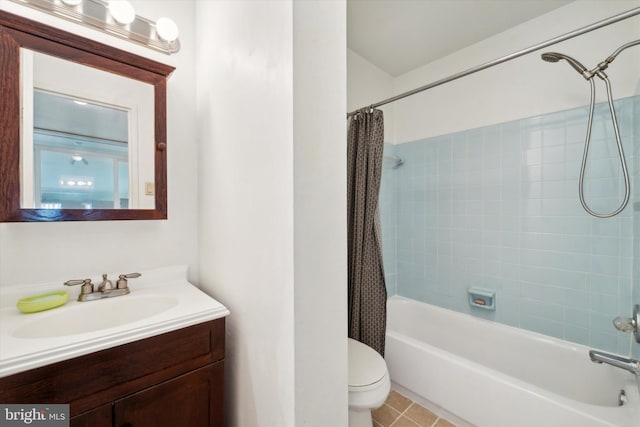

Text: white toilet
xmin=348 ymin=337 xmax=391 ymax=427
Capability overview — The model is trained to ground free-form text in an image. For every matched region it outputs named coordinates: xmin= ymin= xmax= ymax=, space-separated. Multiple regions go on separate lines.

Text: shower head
xmin=540 ymin=52 xmax=562 ymax=63
xmin=541 ymin=52 xmax=590 ymax=78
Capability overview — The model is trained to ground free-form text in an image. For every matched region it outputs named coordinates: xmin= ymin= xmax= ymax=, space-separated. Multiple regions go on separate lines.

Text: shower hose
xmin=578 ymin=75 xmax=630 ymax=218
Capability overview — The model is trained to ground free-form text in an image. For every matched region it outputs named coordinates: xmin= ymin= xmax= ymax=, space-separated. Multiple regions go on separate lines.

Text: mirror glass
xmin=32 ymin=91 xmax=128 ymax=209
xmin=21 ymin=49 xmax=155 ymax=210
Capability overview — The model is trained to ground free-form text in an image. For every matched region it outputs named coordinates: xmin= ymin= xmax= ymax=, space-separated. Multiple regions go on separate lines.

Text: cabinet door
xmin=114 ymin=362 xmax=223 ymax=427
xmin=70 ymin=403 xmax=112 ymax=427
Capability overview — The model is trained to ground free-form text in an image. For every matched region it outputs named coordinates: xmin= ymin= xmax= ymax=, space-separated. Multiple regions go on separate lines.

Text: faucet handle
xmin=64 ymin=278 xmax=94 ymax=295
xmin=613 ymin=316 xmax=635 ymax=332
xmin=116 ymin=273 xmax=141 ymax=289
xmin=613 ymin=305 xmax=640 ymax=344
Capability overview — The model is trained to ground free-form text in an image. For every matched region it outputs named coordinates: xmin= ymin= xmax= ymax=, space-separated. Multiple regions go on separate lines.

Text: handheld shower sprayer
xmin=540 ymin=52 xmax=590 ymax=78
xmin=540 ymin=40 xmax=639 ymax=218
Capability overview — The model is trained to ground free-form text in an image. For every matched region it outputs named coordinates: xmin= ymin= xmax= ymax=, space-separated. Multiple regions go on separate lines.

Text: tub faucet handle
xmin=613 ymin=305 xmax=640 ymax=344
xmin=613 ymin=316 xmax=635 ymax=332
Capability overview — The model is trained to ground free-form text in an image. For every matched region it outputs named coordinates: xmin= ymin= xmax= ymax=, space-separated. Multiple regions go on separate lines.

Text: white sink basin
xmin=0 ymin=265 xmax=229 ymax=378
xmin=12 ymin=296 xmax=179 ymax=338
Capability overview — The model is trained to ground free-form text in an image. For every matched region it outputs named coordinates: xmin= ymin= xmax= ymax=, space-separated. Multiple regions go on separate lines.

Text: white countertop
xmin=0 ymin=265 xmax=229 ymax=377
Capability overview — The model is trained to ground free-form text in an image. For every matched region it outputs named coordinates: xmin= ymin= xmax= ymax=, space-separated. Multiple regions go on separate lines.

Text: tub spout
xmin=589 ymin=350 xmax=640 ymax=375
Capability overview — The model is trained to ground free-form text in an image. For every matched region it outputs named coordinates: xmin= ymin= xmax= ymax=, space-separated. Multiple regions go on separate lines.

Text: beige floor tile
xmin=372 ymin=404 xmax=401 ymax=427
xmin=434 ymin=418 xmax=456 ymax=427
xmin=404 ymin=403 xmax=438 ymax=426
xmin=373 ymin=421 xmax=384 ymax=427
xmin=385 ymin=390 xmax=413 ymax=413
xmin=390 ymin=415 xmax=420 ymax=427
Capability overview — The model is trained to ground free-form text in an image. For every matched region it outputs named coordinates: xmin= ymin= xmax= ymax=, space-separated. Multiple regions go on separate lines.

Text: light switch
xmin=145 ymin=182 xmax=154 ymax=195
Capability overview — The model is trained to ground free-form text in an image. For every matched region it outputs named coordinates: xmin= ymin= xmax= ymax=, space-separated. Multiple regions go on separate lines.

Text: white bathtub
xmin=386 ymin=296 xmax=640 ymax=427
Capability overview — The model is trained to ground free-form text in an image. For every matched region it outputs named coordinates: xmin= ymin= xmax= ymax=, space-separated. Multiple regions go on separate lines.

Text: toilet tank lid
xmin=348 ymin=338 xmax=387 ymax=387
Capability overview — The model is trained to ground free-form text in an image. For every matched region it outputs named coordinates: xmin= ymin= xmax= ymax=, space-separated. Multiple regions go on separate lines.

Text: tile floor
xmin=372 ymin=390 xmax=456 ymax=427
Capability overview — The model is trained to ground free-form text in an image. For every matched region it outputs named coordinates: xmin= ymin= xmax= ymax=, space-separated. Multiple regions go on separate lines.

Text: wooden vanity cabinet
xmin=0 ymin=318 xmax=225 ymax=427
xmin=70 ymin=404 xmax=112 ymax=427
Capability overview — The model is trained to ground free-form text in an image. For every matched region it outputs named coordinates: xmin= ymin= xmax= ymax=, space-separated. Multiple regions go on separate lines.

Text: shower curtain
xmin=347 ymin=108 xmax=387 ymax=356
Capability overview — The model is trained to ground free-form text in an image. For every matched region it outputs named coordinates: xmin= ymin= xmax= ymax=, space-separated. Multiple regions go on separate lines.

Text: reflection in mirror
xmin=21 ymin=49 xmax=155 ymax=210
xmin=33 ymin=91 xmax=129 ymax=209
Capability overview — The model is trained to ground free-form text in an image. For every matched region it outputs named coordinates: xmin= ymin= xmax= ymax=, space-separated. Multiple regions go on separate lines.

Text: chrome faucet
xmin=65 ymin=273 xmax=141 ymax=302
xmin=589 ymin=350 xmax=640 ymax=376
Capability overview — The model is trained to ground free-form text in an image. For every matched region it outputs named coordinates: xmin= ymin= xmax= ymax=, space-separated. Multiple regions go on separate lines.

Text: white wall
xmin=347 ymin=49 xmax=395 ymax=142
xmin=196 ymin=1 xmax=347 ymax=426
xmin=196 ymin=1 xmax=295 ymax=424
xmin=0 ymin=0 xmax=199 ymax=285
xmin=386 ymin=0 xmax=640 ymax=143
xmin=293 ymin=2 xmax=347 ymax=425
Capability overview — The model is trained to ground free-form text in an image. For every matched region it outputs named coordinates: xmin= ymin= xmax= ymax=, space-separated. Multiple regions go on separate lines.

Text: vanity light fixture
xmin=108 ymin=0 xmax=135 ymax=25
xmin=8 ymin=0 xmax=180 ymax=54
xmin=155 ymin=16 xmax=178 ymax=43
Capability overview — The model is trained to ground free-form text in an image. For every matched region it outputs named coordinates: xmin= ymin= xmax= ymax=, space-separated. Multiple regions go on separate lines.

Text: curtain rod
xmin=347 ymin=7 xmax=640 ymax=118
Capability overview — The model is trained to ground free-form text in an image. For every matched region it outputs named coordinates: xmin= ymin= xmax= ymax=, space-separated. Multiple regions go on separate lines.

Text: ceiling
xmin=347 ymin=0 xmax=574 ymax=76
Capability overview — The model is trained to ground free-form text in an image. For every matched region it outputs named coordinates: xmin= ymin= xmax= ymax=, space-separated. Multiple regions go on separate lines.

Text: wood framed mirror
xmin=0 ymin=11 xmax=174 ymax=221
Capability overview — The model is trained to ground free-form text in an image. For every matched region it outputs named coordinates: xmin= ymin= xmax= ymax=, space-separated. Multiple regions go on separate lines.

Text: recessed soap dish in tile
xmin=468 ymin=287 xmax=495 ymax=310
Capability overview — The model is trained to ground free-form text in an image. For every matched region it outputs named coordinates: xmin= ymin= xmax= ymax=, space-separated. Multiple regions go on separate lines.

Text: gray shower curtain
xmin=347 ymin=108 xmax=387 ymax=356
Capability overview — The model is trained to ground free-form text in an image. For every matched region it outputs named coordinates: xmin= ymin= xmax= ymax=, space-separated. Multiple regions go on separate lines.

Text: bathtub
xmin=386 ymin=296 xmax=640 ymax=427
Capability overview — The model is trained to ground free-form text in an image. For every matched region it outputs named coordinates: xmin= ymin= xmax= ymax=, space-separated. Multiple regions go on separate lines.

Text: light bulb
xmin=156 ymin=17 xmax=179 ymax=42
xmin=108 ymin=0 xmax=136 ymax=25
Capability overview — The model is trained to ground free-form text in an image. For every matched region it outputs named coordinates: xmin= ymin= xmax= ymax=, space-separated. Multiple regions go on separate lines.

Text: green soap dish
xmin=17 ymin=291 xmax=69 ymax=313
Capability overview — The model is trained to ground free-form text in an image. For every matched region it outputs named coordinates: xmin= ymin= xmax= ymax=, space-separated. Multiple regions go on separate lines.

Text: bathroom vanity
xmin=0 ymin=266 xmax=229 ymax=427
xmin=1 ymin=319 xmax=224 ymax=427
